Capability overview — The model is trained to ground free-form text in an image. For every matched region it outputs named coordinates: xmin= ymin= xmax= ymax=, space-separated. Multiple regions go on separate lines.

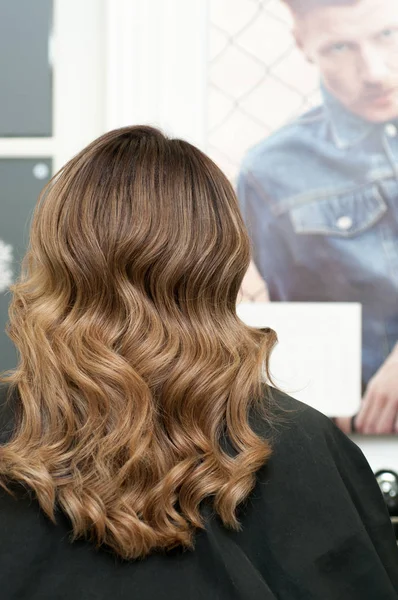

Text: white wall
xmin=354 ymin=436 xmax=398 ymax=473
xmin=105 ymin=0 xmax=208 ymax=149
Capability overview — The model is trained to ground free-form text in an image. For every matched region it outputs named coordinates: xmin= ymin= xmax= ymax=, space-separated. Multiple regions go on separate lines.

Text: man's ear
xmin=293 ymin=26 xmax=314 ymax=64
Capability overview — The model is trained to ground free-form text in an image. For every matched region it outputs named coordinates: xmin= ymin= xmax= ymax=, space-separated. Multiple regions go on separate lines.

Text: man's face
xmin=295 ymin=0 xmax=398 ymax=122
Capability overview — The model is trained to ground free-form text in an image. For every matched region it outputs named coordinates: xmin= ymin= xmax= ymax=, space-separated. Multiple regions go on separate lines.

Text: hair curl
xmin=0 ymin=126 xmax=276 ymax=560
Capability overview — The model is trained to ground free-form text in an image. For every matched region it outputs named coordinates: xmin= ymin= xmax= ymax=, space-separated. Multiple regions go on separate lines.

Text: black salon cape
xmin=0 ymin=384 xmax=397 ymax=600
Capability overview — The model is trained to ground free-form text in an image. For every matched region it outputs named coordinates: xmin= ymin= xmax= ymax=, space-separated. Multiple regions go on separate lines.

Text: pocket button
xmin=336 ymin=215 xmax=353 ymax=231
xmin=385 ymin=123 xmax=398 ymax=138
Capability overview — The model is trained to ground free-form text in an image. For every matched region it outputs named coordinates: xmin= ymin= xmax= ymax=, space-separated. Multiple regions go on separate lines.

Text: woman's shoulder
xmin=223 ymin=388 xmax=398 ymax=597
xmin=254 ymin=385 xmax=348 ymax=453
xmin=252 ymin=386 xmax=379 ymax=498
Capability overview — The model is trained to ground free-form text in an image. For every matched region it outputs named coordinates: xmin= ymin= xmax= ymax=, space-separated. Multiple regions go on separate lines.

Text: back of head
xmin=0 ymin=126 xmax=275 ymax=560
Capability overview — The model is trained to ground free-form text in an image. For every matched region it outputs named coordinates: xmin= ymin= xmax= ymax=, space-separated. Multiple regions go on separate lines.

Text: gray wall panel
xmin=0 ymin=0 xmax=53 ymax=136
xmin=0 ymin=158 xmax=52 ymax=372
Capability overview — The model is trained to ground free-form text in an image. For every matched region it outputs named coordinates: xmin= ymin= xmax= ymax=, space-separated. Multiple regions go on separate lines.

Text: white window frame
xmin=0 ymin=0 xmax=209 ymax=171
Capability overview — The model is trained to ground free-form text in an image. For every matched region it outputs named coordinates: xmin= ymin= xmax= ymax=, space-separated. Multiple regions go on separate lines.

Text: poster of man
xmin=237 ymin=0 xmax=398 ymax=435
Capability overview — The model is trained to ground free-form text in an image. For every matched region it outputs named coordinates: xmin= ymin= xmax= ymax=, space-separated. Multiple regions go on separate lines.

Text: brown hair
xmin=0 ymin=125 xmax=276 ymax=560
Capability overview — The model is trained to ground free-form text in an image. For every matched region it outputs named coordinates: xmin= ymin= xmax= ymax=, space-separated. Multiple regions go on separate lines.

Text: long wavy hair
xmin=0 ymin=126 xmax=276 ymax=560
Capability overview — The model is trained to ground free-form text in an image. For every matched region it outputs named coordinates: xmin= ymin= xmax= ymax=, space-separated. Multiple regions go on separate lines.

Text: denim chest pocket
xmin=289 ymin=184 xmax=388 ymax=238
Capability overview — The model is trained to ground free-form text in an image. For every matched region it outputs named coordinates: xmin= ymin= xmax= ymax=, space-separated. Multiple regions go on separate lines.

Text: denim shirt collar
xmin=321 ymin=82 xmax=376 ymax=150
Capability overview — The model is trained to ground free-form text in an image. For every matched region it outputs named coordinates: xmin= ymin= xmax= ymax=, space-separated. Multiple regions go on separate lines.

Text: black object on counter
xmin=375 ymin=470 xmax=398 ymax=517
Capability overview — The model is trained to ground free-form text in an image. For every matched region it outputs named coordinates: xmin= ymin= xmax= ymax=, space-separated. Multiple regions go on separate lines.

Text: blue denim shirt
xmin=237 ymin=86 xmax=398 ymax=387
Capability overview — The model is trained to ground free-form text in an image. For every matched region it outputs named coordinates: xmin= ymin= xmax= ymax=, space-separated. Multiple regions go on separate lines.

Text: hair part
xmin=0 ymin=125 xmax=276 ymax=560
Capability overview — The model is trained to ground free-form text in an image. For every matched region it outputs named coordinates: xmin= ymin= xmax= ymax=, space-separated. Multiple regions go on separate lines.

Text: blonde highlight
xmin=0 ymin=126 xmax=276 ymax=560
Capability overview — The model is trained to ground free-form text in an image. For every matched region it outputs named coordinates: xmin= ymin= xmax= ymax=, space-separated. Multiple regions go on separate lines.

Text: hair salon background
xmin=207 ymin=0 xmax=320 ymax=301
